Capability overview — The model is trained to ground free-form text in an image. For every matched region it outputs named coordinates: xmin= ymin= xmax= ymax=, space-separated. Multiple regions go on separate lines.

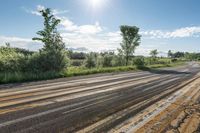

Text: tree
xmin=69 ymin=51 xmax=86 ymax=60
xmin=119 ymin=25 xmax=141 ymax=66
xmin=168 ymin=50 xmax=173 ymax=58
xmin=173 ymin=51 xmax=185 ymax=58
xmin=84 ymin=52 xmax=96 ymax=68
xmin=150 ymin=49 xmax=158 ymax=58
xmin=102 ymin=54 xmax=113 ymax=67
xmin=5 ymin=42 xmax=10 ymax=47
xmin=32 ymin=8 xmax=68 ymax=72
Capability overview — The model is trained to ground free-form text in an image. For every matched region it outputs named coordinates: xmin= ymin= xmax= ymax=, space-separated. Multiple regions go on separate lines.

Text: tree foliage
xmin=32 ymin=8 xmax=68 ymax=72
xmin=84 ymin=53 xmax=96 ymax=68
xmin=132 ymin=56 xmax=145 ymax=68
xmin=102 ymin=54 xmax=113 ymax=67
xmin=168 ymin=50 xmax=173 ymax=58
xmin=68 ymin=50 xmax=86 ymax=60
xmin=150 ymin=49 xmax=158 ymax=58
xmin=119 ymin=25 xmax=141 ymax=66
xmin=173 ymin=52 xmax=185 ymax=58
xmin=0 ymin=45 xmax=33 ymax=72
xmin=167 ymin=51 xmax=190 ymax=59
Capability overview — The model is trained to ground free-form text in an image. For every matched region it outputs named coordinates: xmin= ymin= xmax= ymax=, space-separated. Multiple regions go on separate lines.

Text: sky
xmin=0 ymin=0 xmax=200 ymax=56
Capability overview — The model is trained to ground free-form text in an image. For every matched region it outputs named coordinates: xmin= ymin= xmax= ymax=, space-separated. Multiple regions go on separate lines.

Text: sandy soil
xmin=112 ymin=73 xmax=200 ymax=133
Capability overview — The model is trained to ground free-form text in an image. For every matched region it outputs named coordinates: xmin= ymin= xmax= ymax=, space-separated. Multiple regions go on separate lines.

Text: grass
xmin=63 ymin=61 xmax=186 ymax=78
xmin=0 ymin=71 xmax=61 ymax=84
xmin=0 ymin=61 xmax=186 ymax=84
xmin=64 ymin=66 xmax=138 ymax=77
xmin=147 ymin=61 xmax=185 ymax=68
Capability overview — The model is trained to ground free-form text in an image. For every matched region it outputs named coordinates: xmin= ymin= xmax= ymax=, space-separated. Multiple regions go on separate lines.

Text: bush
xmin=70 ymin=59 xmax=84 ymax=67
xmin=133 ymin=57 xmax=145 ymax=68
xmin=102 ymin=54 xmax=113 ymax=67
xmin=171 ymin=58 xmax=178 ymax=62
xmin=36 ymin=50 xmax=69 ymax=72
xmin=111 ymin=55 xmax=125 ymax=66
xmin=96 ymin=55 xmax=103 ymax=68
xmin=69 ymin=51 xmax=86 ymax=60
xmin=0 ymin=46 xmax=28 ymax=72
xmin=84 ymin=53 xmax=96 ymax=68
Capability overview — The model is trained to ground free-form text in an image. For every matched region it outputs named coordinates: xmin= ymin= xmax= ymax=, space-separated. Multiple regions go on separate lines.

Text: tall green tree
xmin=119 ymin=25 xmax=141 ymax=66
xmin=32 ymin=8 xmax=68 ymax=72
xmin=168 ymin=50 xmax=173 ymax=58
xmin=150 ymin=49 xmax=158 ymax=58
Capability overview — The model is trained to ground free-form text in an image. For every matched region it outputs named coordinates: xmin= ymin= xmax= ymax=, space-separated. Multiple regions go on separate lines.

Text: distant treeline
xmin=168 ymin=50 xmax=200 ymax=60
xmin=1 ymin=44 xmax=200 ymax=73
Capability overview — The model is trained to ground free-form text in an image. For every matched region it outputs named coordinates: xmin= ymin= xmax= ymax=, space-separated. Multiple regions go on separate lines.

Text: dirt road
xmin=0 ymin=63 xmax=200 ymax=133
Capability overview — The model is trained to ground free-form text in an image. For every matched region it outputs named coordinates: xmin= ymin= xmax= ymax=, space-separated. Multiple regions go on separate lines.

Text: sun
xmin=84 ymin=0 xmax=109 ymax=12
xmin=89 ymin=0 xmax=104 ymax=9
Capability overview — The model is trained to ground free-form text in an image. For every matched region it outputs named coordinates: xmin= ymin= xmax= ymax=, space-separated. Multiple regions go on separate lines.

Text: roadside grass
xmin=0 ymin=71 xmax=61 ymax=84
xmin=64 ymin=66 xmax=138 ymax=77
xmin=0 ymin=61 xmax=186 ymax=84
xmin=147 ymin=61 xmax=185 ymax=69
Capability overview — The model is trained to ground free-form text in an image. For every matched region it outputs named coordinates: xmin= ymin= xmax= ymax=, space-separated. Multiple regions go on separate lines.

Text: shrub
xmin=96 ymin=55 xmax=103 ymax=68
xmin=111 ymin=55 xmax=125 ymax=67
xmin=0 ymin=46 xmax=28 ymax=72
xmin=133 ymin=57 xmax=145 ymax=68
xmin=70 ymin=59 xmax=84 ymax=66
xmin=102 ymin=54 xmax=113 ymax=67
xmin=171 ymin=58 xmax=178 ymax=62
xmin=84 ymin=53 xmax=96 ymax=68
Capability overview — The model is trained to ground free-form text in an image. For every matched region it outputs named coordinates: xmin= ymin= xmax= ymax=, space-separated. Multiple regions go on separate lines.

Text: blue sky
xmin=0 ymin=0 xmax=200 ymax=56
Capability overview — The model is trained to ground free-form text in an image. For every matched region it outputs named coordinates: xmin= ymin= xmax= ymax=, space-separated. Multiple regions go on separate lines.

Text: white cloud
xmin=78 ymin=22 xmax=102 ymax=34
xmin=141 ymin=26 xmax=200 ymax=39
xmin=23 ymin=5 xmax=68 ymax=16
xmin=58 ymin=15 xmax=120 ymax=51
xmin=23 ymin=5 xmax=45 ymax=16
xmin=0 ymin=36 xmax=32 ymax=43
xmin=61 ymin=30 xmax=121 ymax=52
xmin=52 ymin=9 xmax=69 ymax=15
xmin=36 ymin=5 xmax=45 ymax=11
xmin=169 ymin=27 xmax=200 ymax=38
xmin=0 ymin=36 xmax=42 ymax=51
xmin=60 ymin=17 xmax=102 ymax=34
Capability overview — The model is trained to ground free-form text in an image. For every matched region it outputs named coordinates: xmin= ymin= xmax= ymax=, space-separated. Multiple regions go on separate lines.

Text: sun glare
xmin=89 ymin=0 xmax=104 ymax=9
